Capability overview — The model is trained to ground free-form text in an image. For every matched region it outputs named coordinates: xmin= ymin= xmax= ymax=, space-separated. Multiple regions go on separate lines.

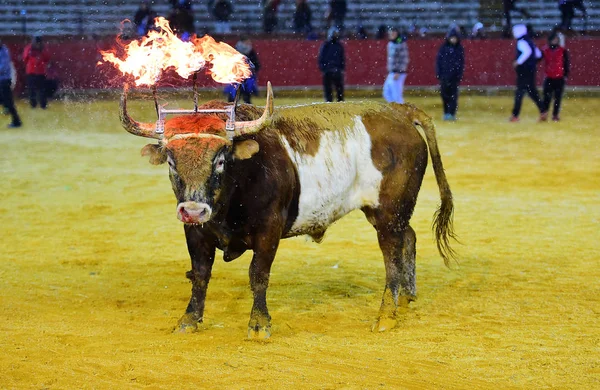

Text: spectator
xmin=212 ymin=0 xmax=233 ymax=34
xmin=169 ymin=0 xmax=192 ymax=10
xmin=471 ymin=22 xmax=486 ymax=39
xmin=509 ymin=24 xmax=546 ymax=122
xmin=134 ymin=0 xmax=157 ymax=36
xmin=559 ymin=0 xmax=587 ymax=31
xmin=23 ymin=36 xmax=50 ymax=110
xmin=263 ymin=0 xmax=281 ymax=34
xmin=356 ymin=25 xmax=368 ymax=39
xmin=503 ymin=0 xmax=531 ymax=37
xmin=327 ymin=0 xmax=347 ymax=32
xmin=0 ymin=53 xmax=16 ymax=115
xmin=375 ymin=25 xmax=387 ymax=40
xmin=293 ymin=0 xmax=312 ymax=35
xmin=0 ymin=39 xmax=22 ymax=128
xmin=541 ymin=31 xmax=570 ymax=121
xmin=436 ymin=27 xmax=464 ymax=121
xmin=225 ymin=36 xmax=261 ymax=104
xmin=168 ymin=7 xmax=195 ymax=38
xmin=383 ymin=27 xmax=409 ymax=104
xmin=318 ymin=27 xmax=345 ymax=102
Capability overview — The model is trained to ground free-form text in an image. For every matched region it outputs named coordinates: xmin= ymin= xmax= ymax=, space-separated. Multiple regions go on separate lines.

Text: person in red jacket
xmin=22 ymin=36 xmax=51 ymax=109
xmin=541 ymin=31 xmax=570 ymax=121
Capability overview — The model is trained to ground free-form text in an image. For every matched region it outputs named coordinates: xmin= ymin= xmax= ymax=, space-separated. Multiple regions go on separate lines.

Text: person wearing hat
xmin=23 ymin=36 xmax=51 ymax=109
xmin=541 ymin=31 xmax=570 ymax=121
xmin=0 ymin=39 xmax=22 ymax=128
xmin=436 ymin=27 xmax=465 ymax=121
xmin=509 ymin=24 xmax=546 ymax=122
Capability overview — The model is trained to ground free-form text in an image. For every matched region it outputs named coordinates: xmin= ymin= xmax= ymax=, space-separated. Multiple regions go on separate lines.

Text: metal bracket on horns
xmin=153 ymin=104 xmax=236 ymax=137
xmin=225 ymin=104 xmax=235 ymax=140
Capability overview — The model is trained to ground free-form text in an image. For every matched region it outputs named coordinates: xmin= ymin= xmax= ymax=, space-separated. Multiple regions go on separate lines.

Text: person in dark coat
xmin=212 ymin=0 xmax=233 ymax=34
xmin=503 ymin=0 xmax=531 ymax=37
xmin=263 ymin=0 xmax=280 ymax=34
xmin=318 ymin=27 xmax=345 ymax=102
xmin=293 ymin=0 xmax=312 ymax=35
xmin=225 ymin=36 xmax=261 ymax=104
xmin=436 ymin=28 xmax=465 ymax=121
xmin=327 ymin=0 xmax=347 ymax=32
xmin=559 ymin=0 xmax=587 ymax=31
xmin=133 ymin=0 xmax=157 ymax=36
xmin=168 ymin=7 xmax=195 ymax=39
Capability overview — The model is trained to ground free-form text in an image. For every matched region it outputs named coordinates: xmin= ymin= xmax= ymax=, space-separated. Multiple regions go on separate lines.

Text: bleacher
xmin=0 ymin=0 xmax=597 ymax=37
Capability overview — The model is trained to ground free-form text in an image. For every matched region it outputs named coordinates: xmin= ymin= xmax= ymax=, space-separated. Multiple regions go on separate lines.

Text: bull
xmin=119 ymin=82 xmax=456 ymax=338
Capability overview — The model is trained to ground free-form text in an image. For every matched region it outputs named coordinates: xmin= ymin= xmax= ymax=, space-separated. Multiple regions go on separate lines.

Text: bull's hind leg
xmin=363 ymin=166 xmax=423 ymax=331
xmin=372 ymin=223 xmax=417 ymax=332
xmin=247 ymin=232 xmax=281 ymax=340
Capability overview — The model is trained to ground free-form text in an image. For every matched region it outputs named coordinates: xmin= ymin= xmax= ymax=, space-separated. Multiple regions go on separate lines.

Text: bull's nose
xmin=177 ymin=202 xmax=212 ymax=224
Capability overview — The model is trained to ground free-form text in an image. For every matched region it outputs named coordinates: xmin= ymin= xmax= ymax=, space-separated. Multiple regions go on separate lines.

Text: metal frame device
xmin=152 ymin=73 xmax=239 ymax=140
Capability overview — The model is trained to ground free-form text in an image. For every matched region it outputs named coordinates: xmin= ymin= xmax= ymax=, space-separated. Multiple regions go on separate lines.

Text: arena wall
xmin=5 ymin=38 xmax=600 ymax=92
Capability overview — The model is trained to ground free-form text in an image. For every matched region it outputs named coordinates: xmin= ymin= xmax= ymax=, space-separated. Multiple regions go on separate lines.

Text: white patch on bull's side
xmin=281 ymin=116 xmax=383 ymax=235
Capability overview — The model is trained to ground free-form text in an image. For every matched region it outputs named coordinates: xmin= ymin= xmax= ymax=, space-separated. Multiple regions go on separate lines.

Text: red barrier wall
xmin=6 ymin=37 xmax=600 ymax=91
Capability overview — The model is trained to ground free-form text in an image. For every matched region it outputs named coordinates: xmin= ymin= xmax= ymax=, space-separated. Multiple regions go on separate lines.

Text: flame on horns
xmin=99 ymin=17 xmax=252 ymax=86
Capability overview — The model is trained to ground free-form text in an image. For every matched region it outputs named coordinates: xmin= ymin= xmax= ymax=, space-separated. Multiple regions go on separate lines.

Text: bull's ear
xmin=233 ymin=139 xmax=260 ymax=160
xmin=140 ymin=144 xmax=167 ymax=165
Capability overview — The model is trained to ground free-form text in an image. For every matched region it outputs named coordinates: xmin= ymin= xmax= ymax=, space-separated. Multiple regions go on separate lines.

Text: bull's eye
xmin=215 ymin=155 xmax=226 ymax=174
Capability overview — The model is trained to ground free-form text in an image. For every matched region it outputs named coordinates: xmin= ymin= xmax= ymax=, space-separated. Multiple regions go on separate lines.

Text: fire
xmin=99 ymin=17 xmax=252 ymax=86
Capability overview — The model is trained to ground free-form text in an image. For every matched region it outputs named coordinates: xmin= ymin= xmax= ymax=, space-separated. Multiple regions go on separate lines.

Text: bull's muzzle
xmin=177 ymin=202 xmax=212 ymax=224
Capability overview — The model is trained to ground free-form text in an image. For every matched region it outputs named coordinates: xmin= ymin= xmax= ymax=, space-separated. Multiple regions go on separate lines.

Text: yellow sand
xmin=1 ymin=94 xmax=598 ymax=389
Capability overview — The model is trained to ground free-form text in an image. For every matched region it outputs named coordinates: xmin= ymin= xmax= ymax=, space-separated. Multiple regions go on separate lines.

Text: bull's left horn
xmin=233 ymin=81 xmax=274 ymax=138
xmin=120 ymin=84 xmax=161 ymax=139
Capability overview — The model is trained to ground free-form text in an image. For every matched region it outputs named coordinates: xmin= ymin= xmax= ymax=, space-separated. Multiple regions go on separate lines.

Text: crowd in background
xmin=127 ymin=0 xmax=589 ymax=40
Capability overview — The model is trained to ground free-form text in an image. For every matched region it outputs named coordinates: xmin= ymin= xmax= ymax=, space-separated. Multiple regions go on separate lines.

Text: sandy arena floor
xmin=1 ymin=93 xmax=599 ymax=389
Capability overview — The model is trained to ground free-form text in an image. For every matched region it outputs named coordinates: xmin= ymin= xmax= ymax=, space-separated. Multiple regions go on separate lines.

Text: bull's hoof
xmin=173 ymin=313 xmax=201 ymax=333
xmin=371 ymin=317 xmax=397 ymax=332
xmin=247 ymin=325 xmax=271 ymax=340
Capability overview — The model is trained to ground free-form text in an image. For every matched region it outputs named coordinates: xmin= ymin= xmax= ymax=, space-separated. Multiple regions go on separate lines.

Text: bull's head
xmin=120 ymin=82 xmax=274 ymax=224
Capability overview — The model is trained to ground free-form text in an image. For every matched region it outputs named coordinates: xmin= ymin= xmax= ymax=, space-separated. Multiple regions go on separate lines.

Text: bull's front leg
xmin=174 ymin=225 xmax=216 ymax=333
xmin=247 ymin=234 xmax=280 ymax=340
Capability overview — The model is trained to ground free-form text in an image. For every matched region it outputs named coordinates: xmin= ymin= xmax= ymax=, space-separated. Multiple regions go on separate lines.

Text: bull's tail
xmin=394 ymin=103 xmax=458 ymax=266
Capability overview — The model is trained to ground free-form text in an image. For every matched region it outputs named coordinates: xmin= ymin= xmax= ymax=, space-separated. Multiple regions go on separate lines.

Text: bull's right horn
xmin=233 ymin=81 xmax=274 ymax=138
xmin=120 ymin=84 xmax=161 ymax=139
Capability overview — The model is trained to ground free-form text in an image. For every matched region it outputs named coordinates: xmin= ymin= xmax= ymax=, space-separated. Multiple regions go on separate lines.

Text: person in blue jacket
xmin=436 ymin=27 xmax=465 ymax=121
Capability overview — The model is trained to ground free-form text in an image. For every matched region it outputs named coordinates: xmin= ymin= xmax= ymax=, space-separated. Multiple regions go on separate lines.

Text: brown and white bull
xmin=119 ymin=82 xmax=456 ymax=338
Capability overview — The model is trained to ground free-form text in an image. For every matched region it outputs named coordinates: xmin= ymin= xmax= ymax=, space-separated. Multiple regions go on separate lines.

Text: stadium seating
xmin=0 ymin=0 xmax=598 ymax=37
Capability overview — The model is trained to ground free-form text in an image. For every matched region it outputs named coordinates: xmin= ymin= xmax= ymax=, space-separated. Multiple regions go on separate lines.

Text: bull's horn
xmin=233 ymin=81 xmax=274 ymax=138
xmin=120 ymin=83 xmax=161 ymax=139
